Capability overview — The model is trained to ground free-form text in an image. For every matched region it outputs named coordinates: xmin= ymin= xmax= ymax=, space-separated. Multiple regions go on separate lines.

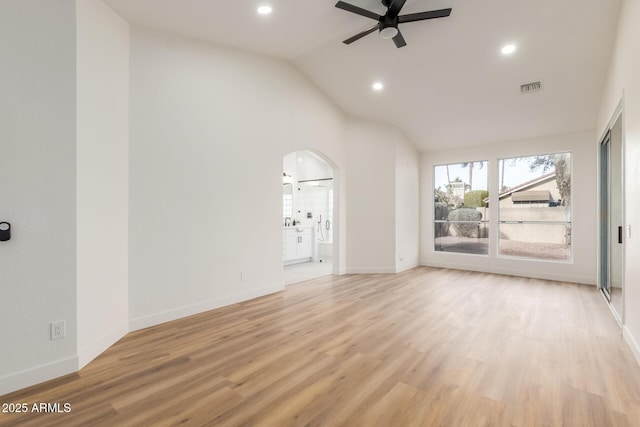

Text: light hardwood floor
xmin=2 ymin=267 xmax=640 ymax=426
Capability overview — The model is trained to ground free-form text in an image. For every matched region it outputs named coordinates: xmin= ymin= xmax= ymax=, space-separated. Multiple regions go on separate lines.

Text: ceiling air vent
xmin=521 ymin=81 xmax=543 ymax=94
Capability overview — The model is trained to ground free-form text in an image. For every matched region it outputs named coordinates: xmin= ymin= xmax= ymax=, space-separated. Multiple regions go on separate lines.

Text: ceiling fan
xmin=335 ymin=0 xmax=452 ymax=48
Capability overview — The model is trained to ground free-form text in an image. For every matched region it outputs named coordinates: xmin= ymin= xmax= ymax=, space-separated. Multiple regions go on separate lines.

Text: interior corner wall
xmin=345 ymin=119 xmax=398 ymax=273
xmin=76 ymin=0 xmax=129 ymax=369
xmin=597 ymin=0 xmax=640 ymax=365
xmin=420 ymin=130 xmax=597 ymax=285
xmin=395 ymin=137 xmax=420 ymax=273
xmin=127 ymin=27 xmax=348 ymax=330
xmin=0 ymin=1 xmax=78 ymax=395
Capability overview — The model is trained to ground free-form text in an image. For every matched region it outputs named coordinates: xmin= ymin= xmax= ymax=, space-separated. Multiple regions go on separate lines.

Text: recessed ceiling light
xmin=257 ymin=5 xmax=272 ymax=15
xmin=501 ymin=44 xmax=516 ymax=55
xmin=372 ymin=82 xmax=384 ymax=91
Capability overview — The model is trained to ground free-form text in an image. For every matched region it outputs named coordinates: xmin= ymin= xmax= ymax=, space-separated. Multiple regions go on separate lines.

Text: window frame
xmin=432 ymin=160 xmax=490 ymax=257
xmin=496 ymin=151 xmax=573 ymax=263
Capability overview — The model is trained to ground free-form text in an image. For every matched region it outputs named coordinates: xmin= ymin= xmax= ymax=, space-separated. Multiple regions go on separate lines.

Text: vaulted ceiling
xmin=104 ymin=0 xmax=621 ymax=151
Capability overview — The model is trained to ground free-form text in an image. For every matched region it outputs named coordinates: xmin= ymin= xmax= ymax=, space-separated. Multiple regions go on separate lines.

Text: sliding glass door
xmin=599 ymin=112 xmax=624 ymax=317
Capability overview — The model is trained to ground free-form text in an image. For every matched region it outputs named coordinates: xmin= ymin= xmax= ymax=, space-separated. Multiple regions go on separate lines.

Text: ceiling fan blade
xmin=335 ymin=1 xmax=381 ymax=21
xmin=343 ymin=24 xmax=380 ymax=44
xmin=392 ymin=30 xmax=407 ymax=48
xmin=398 ymin=8 xmax=452 ymax=24
xmin=388 ymin=0 xmax=407 ymax=18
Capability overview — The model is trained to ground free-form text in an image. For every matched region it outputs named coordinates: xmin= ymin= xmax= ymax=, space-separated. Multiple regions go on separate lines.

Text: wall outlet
xmin=50 ymin=321 xmax=66 ymax=340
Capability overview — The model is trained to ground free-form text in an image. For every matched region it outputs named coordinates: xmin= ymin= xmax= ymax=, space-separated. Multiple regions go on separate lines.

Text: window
xmin=434 ymin=161 xmax=489 ymax=255
xmin=283 ymin=184 xmax=293 ymax=223
xmin=498 ymin=153 xmax=571 ymax=261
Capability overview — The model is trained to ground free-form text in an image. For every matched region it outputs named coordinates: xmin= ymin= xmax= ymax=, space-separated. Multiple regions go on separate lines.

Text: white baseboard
xmin=333 ymin=267 xmax=347 ymax=275
xmin=420 ymin=260 xmax=595 ymax=285
xmin=78 ymin=323 xmax=129 ymax=369
xmin=339 ymin=262 xmax=418 ymax=275
xmin=396 ymin=259 xmax=419 ymax=273
xmin=345 ymin=267 xmax=397 ymax=274
xmin=1 ymin=285 xmax=284 ymax=396
xmin=603 ymin=294 xmax=623 ymax=327
xmin=623 ymin=326 xmax=640 ymax=367
xmin=129 ymin=283 xmax=284 ymax=331
xmin=0 ymin=355 xmax=78 ymax=396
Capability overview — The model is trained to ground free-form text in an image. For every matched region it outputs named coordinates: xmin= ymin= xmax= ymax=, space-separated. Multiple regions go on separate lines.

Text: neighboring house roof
xmin=484 ymin=172 xmax=556 ymax=204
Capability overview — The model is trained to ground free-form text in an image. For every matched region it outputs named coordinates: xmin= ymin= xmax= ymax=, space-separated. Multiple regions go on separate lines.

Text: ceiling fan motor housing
xmin=380 ymin=15 xmax=399 ymax=39
xmin=335 ymin=0 xmax=452 ymax=48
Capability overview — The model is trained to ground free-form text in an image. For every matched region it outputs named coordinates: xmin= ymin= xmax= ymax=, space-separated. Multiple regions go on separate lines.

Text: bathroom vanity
xmin=283 ymin=227 xmax=313 ymax=264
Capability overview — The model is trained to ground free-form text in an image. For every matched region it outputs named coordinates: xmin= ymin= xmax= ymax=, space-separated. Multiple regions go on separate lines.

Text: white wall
xmin=395 ymin=137 xmax=420 ymax=272
xmin=0 ymin=0 xmax=78 ymax=394
xmin=128 ymin=27 xmax=349 ymax=330
xmin=420 ymin=130 xmax=597 ymax=284
xmin=597 ymin=0 xmax=640 ymax=364
xmin=76 ymin=0 xmax=129 ymax=368
xmin=0 ymin=5 xmax=421 ymax=394
xmin=345 ymin=119 xmax=400 ymax=273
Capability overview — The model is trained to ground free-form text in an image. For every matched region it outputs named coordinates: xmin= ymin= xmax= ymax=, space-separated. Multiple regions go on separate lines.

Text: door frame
xmin=597 ymin=100 xmax=625 ymax=323
xmin=281 ymin=149 xmax=341 ymax=275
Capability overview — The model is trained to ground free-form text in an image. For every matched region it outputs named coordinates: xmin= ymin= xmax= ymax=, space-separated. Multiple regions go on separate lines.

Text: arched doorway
xmin=282 ymin=150 xmax=338 ymax=285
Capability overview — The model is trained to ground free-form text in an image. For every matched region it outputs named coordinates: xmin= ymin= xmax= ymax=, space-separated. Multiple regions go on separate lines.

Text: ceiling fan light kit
xmin=335 ymin=0 xmax=452 ymax=48
xmin=379 ymin=26 xmax=398 ymax=39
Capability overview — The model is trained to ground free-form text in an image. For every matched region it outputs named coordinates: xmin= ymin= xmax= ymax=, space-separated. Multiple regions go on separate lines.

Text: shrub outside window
xmin=434 ymin=161 xmax=489 ymax=255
